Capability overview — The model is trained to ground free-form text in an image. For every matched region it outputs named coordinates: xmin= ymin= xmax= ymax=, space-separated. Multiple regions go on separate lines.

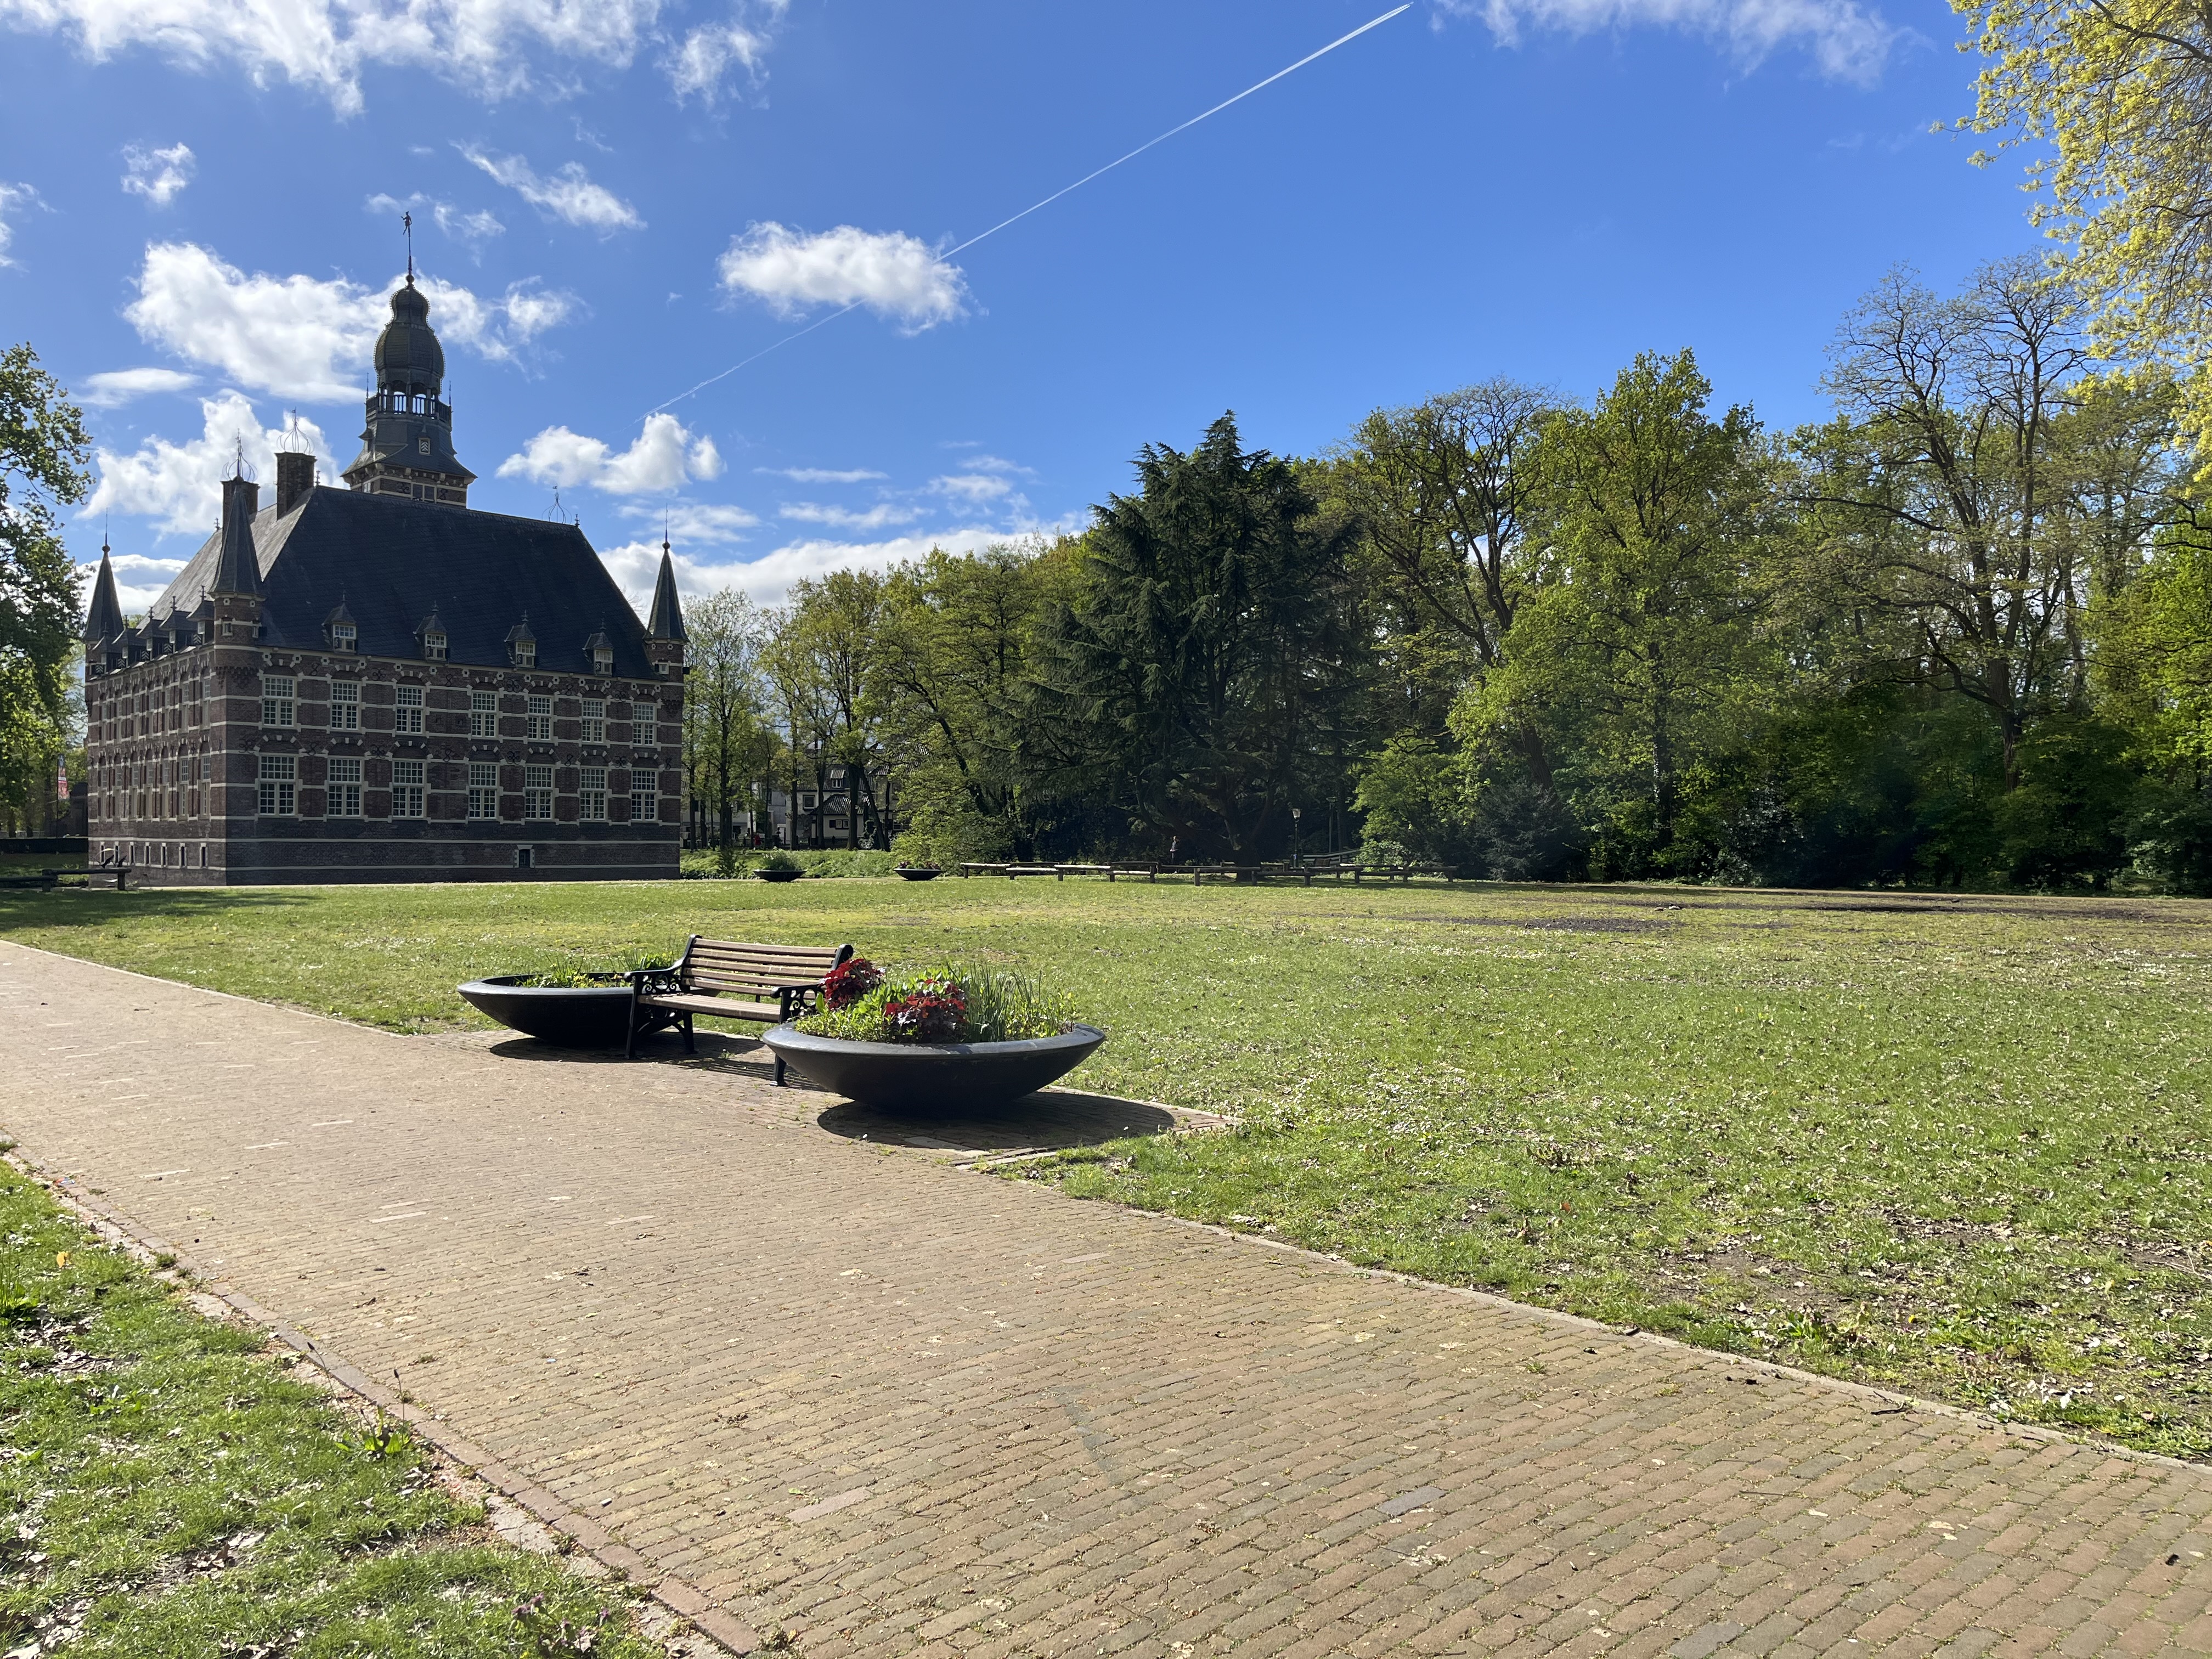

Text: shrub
xmin=822 ymin=955 xmax=884 ymax=1009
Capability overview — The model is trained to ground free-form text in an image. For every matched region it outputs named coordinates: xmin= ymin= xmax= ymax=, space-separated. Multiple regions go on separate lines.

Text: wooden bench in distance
xmin=627 ymin=937 xmax=854 ymax=1077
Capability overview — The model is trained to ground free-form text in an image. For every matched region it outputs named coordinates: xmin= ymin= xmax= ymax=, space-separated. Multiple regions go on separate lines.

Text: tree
xmin=1801 ymin=260 xmax=2183 ymax=788
xmin=1953 ymin=0 xmax=2212 ymax=461
xmin=866 ymin=539 xmax=1077 ymax=861
xmin=1459 ymin=351 xmax=1780 ymax=872
xmin=680 ymin=588 xmax=773 ymax=864
xmin=0 ymin=345 xmax=89 ymax=833
xmin=1330 ymin=380 xmax=1562 ymax=801
xmin=763 ymin=571 xmax=891 ymax=848
xmin=1034 ymin=414 xmax=1368 ymax=859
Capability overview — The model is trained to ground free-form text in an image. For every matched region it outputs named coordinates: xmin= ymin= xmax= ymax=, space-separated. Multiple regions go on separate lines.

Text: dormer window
xmin=594 ymin=645 xmax=613 ymax=674
xmin=506 ymin=618 xmax=537 ymax=669
xmin=513 ymin=640 xmax=536 ymax=668
xmin=330 ymin=622 xmax=357 ymax=651
xmin=424 ymin=630 xmax=447 ymax=660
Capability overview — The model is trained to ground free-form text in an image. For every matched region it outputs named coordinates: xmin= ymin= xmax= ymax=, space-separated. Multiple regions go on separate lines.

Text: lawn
xmin=2 ymin=875 xmax=2208 ymax=1462
xmin=0 ymin=1161 xmax=662 ymax=1656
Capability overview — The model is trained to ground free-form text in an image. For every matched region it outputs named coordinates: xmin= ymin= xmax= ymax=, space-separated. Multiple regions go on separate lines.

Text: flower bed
xmin=764 ymin=957 xmax=1104 ymax=1111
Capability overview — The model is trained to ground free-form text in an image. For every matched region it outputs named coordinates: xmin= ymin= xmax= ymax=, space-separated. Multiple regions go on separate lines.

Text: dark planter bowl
xmin=459 ymin=974 xmax=633 ymax=1048
xmin=895 ymin=866 xmax=942 ymax=881
xmin=761 ymin=1023 xmax=1107 ymax=1113
xmin=755 ymin=867 xmax=805 ymax=882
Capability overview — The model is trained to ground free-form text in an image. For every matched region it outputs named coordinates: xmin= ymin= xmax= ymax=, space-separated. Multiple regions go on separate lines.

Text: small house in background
xmin=78 ymin=278 xmax=687 ymax=886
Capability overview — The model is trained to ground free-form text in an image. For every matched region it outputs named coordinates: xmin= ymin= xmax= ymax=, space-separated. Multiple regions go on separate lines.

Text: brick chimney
xmin=275 ymin=450 xmax=315 ymax=515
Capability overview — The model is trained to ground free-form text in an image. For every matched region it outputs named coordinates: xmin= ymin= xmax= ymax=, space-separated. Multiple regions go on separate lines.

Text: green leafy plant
xmin=755 ymin=849 xmax=802 ymax=874
xmin=793 ymin=962 xmax=1079 ymax=1044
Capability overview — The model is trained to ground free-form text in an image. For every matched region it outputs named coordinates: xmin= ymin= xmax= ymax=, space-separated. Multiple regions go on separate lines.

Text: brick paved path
xmin=3 ymin=939 xmax=2208 ymax=1658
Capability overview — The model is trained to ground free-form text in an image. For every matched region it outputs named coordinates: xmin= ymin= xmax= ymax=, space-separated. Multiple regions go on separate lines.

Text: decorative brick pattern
xmin=3 ymin=939 xmax=2206 ymax=1657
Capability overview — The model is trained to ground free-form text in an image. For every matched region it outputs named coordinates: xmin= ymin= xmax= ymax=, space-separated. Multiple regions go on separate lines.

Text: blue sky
xmin=0 ymin=0 xmax=2041 ymax=619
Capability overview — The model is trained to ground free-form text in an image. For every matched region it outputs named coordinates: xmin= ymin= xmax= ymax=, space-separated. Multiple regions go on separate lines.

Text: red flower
xmin=822 ymin=956 xmax=883 ymax=1011
xmin=883 ymin=975 xmax=966 ymax=1042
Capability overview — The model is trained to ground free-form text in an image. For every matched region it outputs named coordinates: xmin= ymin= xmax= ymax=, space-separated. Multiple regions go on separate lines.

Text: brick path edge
xmin=7 ymin=1144 xmax=760 ymax=1657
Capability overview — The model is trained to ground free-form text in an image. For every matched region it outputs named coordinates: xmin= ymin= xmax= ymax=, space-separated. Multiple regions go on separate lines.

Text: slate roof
xmin=144 ymin=486 xmax=665 ymax=678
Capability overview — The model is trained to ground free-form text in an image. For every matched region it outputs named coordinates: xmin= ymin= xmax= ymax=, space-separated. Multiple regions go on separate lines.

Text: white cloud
xmin=435 ymin=201 xmax=504 ymax=246
xmin=459 ymin=146 xmax=642 ymax=233
xmin=121 ymin=141 xmax=194 ymax=205
xmin=0 ymin=0 xmax=750 ymax=114
xmin=1442 ymin=0 xmax=1894 ymax=81
xmin=777 ymin=500 xmax=923 ymax=531
xmin=78 ymin=366 xmax=197 ymax=407
xmin=0 ymin=182 xmax=42 ymax=267
xmin=122 ymin=241 xmax=576 ymax=400
xmin=601 ymin=526 xmax=1031 ymax=611
xmin=86 ymin=391 xmax=334 ymax=535
xmin=758 ymin=465 xmax=887 ymax=484
xmin=665 ymin=16 xmax=769 ymax=104
xmin=617 ymin=500 xmax=759 ymax=543
xmin=930 ymin=472 xmax=1014 ymax=504
xmin=499 ymin=412 xmax=720 ymax=495
xmin=716 ymin=222 xmax=967 ymax=331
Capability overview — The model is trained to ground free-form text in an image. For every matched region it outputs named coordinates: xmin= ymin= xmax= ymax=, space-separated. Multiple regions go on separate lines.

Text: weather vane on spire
xmin=403 ymin=210 xmax=414 ymax=284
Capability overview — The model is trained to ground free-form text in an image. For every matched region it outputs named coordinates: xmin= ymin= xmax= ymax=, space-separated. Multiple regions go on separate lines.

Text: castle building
xmin=80 ymin=277 xmax=687 ymax=885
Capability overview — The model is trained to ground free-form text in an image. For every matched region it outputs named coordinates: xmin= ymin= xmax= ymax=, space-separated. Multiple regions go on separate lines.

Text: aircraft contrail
xmin=647 ymin=5 xmax=1412 ymax=416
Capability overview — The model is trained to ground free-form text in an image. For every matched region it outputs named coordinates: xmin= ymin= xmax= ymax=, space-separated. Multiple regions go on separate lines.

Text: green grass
xmin=0 ymin=1164 xmax=661 ymax=1656
xmin=3 ymin=876 xmax=2209 ymax=1460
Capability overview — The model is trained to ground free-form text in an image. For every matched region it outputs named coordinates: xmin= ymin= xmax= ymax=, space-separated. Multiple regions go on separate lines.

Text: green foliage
xmin=0 ymin=345 xmax=90 ymax=836
xmin=0 ymin=1171 xmax=658 ymax=1656
xmin=1032 ymin=414 xmax=1369 ymax=860
xmin=793 ymin=959 xmax=1079 ymax=1043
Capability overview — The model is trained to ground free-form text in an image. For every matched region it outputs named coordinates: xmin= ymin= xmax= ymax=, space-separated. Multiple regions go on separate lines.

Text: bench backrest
xmin=676 ymin=937 xmax=852 ymax=997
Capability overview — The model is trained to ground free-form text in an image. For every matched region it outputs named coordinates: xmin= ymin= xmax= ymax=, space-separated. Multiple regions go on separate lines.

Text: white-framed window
xmin=331 ymin=681 xmax=360 ymax=730
xmin=467 ymin=762 xmax=499 ymax=820
xmin=262 ymin=675 xmax=295 ymax=727
xmin=592 ymin=645 xmax=613 ymax=674
xmin=469 ymin=690 xmax=497 ymax=738
xmin=580 ymin=766 xmax=607 ymax=821
xmin=630 ymin=781 xmax=657 ymax=826
xmin=423 ymin=629 xmax=448 ymax=661
xmin=328 ymin=756 xmax=363 ymax=816
xmin=391 ymin=759 xmax=425 ymax=817
xmin=330 ymin=622 xmax=357 ymax=652
xmin=523 ymin=763 xmax=553 ymax=820
xmin=257 ymin=753 xmax=296 ymax=815
xmin=396 ymin=683 xmax=424 ymax=733
xmin=526 ymin=695 xmax=552 ymax=741
xmin=582 ymin=698 xmax=606 ymax=743
xmin=512 ymin=639 xmax=537 ymax=668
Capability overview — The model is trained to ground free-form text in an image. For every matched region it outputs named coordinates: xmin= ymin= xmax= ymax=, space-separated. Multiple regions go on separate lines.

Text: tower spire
xmin=403 ymin=209 xmax=414 ymax=285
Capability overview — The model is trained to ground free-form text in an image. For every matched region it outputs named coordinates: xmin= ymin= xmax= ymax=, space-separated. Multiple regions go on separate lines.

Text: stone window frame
xmin=396 ymin=682 xmax=426 ymax=734
xmin=582 ymin=698 xmax=606 ymax=744
xmin=257 ymin=753 xmax=297 ymax=816
xmin=330 ymin=680 xmax=361 ymax=731
xmin=580 ymin=766 xmax=607 ymax=822
xmin=630 ymin=781 xmax=657 ymax=826
xmin=391 ymin=759 xmax=426 ymax=818
xmin=262 ymin=675 xmax=296 ymax=728
xmin=466 ymin=761 xmax=499 ymax=820
xmin=525 ymin=695 xmax=552 ymax=742
xmin=328 ymin=756 xmax=363 ymax=817
xmin=523 ymin=763 xmax=554 ymax=821
xmin=469 ymin=690 xmax=497 ymax=738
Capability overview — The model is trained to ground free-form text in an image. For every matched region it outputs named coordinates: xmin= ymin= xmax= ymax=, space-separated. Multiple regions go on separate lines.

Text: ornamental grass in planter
xmin=763 ymin=957 xmax=1105 ymax=1111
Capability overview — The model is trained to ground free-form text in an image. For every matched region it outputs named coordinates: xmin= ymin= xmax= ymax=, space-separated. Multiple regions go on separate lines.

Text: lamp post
xmin=1291 ymin=805 xmax=1303 ymax=866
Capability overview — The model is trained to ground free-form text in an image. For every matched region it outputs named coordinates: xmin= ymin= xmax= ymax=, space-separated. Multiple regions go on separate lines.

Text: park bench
xmin=625 ymin=936 xmax=854 ymax=1076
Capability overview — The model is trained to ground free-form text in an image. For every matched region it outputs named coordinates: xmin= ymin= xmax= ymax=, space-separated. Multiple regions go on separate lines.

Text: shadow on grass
xmin=816 ymin=1090 xmax=1177 ymax=1155
xmin=0 ymin=886 xmax=319 ymax=932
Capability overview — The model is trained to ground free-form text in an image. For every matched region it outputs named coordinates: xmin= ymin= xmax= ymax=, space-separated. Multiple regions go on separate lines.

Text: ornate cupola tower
xmin=341 ymin=275 xmax=476 ymax=506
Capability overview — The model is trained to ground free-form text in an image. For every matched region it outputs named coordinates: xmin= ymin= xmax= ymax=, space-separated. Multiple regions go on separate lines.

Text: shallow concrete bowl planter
xmin=761 ymin=1023 xmax=1107 ymax=1113
xmin=458 ymin=974 xmax=634 ymax=1048
xmin=895 ymin=866 xmax=943 ymax=881
xmin=755 ymin=867 xmax=805 ymax=883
